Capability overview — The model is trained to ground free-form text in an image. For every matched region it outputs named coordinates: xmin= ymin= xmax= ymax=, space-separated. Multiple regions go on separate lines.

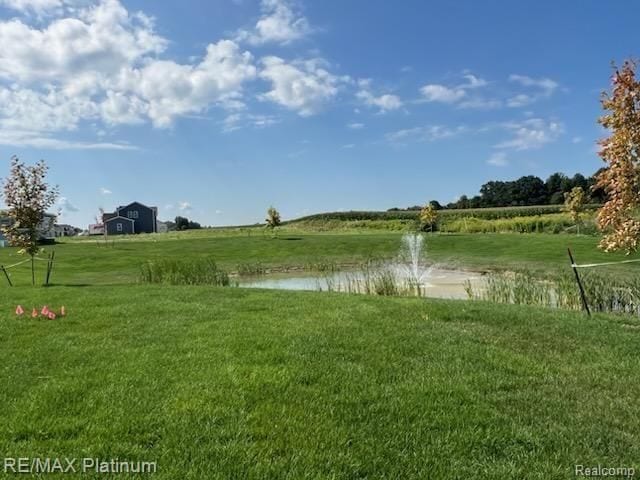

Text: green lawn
xmin=1 ymin=285 xmax=638 ymax=479
xmin=0 ymin=231 xmax=637 ymax=286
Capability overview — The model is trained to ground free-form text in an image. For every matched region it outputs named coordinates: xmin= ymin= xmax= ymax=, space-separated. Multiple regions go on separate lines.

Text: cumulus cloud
xmin=419 ymin=84 xmax=466 ymax=103
xmin=259 ymin=56 xmax=345 ymax=116
xmin=178 ymin=201 xmax=192 ymax=211
xmin=0 ymin=0 xmax=83 ymax=17
xmin=419 ymin=73 xmax=488 ymax=105
xmin=222 ymin=112 xmax=279 ymax=132
xmin=356 ymin=81 xmax=402 ymax=112
xmin=495 ymin=118 xmax=564 ymax=150
xmin=236 ymin=0 xmax=311 ymax=45
xmin=0 ymin=0 xmax=258 ymax=146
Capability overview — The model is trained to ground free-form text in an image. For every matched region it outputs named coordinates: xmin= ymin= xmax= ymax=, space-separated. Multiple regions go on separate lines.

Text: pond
xmin=237 ymin=267 xmax=484 ymax=300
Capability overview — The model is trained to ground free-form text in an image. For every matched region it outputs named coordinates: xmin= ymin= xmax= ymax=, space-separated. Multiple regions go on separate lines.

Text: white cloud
xmin=347 ymin=122 xmax=364 ymax=129
xmin=356 ymin=88 xmax=402 ymax=112
xmin=236 ymin=0 xmax=311 ymax=45
xmin=0 ymin=129 xmax=136 ymax=149
xmin=215 ymin=209 xmax=222 ymax=215
xmin=341 ymin=143 xmax=355 ymax=149
xmin=461 ymin=74 xmax=488 ymax=89
xmin=0 ymin=0 xmax=258 ymax=146
xmin=222 ymin=112 xmax=279 ymax=132
xmin=419 ymin=84 xmax=466 ymax=103
xmin=100 ymin=187 xmax=112 ymax=194
xmin=509 ymin=74 xmax=558 ymax=96
xmin=0 ymin=0 xmax=80 ymax=17
xmin=259 ymin=56 xmax=344 ymax=116
xmin=458 ymin=97 xmax=502 ymax=109
xmin=487 ymin=152 xmax=508 ymax=167
xmin=419 ymin=74 xmax=487 ymax=105
xmin=572 ymin=136 xmax=583 ymax=144
xmin=386 ymin=125 xmax=465 ymax=144
xmin=506 ymin=94 xmax=534 ymax=108
xmin=178 ymin=201 xmax=192 ymax=211
xmin=495 ymin=118 xmax=564 ymax=150
xmin=58 ymin=196 xmax=79 ymax=212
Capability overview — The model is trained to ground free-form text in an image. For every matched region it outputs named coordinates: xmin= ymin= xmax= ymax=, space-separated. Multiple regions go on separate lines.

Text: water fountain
xmin=399 ymin=233 xmax=433 ymax=291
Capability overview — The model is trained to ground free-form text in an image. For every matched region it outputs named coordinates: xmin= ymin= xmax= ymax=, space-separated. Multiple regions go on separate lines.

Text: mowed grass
xmin=0 ymin=285 xmax=639 ymax=479
xmin=0 ymin=231 xmax=638 ymax=286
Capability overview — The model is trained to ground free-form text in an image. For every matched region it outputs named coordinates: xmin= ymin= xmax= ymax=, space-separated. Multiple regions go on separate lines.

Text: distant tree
xmin=175 ymin=216 xmax=190 ymax=230
xmin=588 ymin=167 xmax=607 ymax=203
xmin=595 ymin=60 xmax=640 ymax=253
xmin=187 ymin=221 xmax=201 ymax=229
xmin=164 ymin=221 xmax=177 ymax=231
xmin=428 ymin=200 xmax=442 ymax=210
xmin=571 ymin=173 xmax=589 ymax=191
xmin=419 ymin=203 xmax=438 ymax=233
xmin=265 ymin=206 xmax=281 ymax=236
xmin=564 ymin=186 xmax=587 ymax=234
xmin=1 ymin=156 xmax=59 ymax=285
xmin=457 ymin=195 xmax=470 ymax=209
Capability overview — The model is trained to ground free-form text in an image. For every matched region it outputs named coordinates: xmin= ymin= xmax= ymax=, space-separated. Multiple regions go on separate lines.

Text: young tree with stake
xmin=564 ymin=186 xmax=586 ymax=234
xmin=265 ymin=206 xmax=281 ymax=237
xmin=419 ymin=203 xmax=438 ymax=233
xmin=1 ymin=156 xmax=59 ymax=285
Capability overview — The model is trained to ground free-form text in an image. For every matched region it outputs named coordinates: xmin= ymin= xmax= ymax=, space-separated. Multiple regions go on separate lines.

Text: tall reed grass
xmin=139 ymin=258 xmax=231 ymax=286
xmin=466 ymin=269 xmax=640 ymax=316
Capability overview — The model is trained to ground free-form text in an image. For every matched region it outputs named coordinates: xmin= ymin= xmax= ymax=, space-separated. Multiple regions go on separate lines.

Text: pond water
xmin=238 ymin=267 xmax=483 ymax=300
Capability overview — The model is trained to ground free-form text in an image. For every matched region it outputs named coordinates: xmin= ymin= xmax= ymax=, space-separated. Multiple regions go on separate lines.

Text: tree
xmin=564 ymin=186 xmax=587 ymax=234
xmin=1 ymin=156 xmax=59 ymax=285
xmin=595 ymin=61 xmax=640 ymax=253
xmin=428 ymin=200 xmax=442 ymax=210
xmin=174 ymin=216 xmax=190 ymax=230
xmin=265 ymin=206 xmax=281 ymax=236
xmin=419 ymin=203 xmax=438 ymax=233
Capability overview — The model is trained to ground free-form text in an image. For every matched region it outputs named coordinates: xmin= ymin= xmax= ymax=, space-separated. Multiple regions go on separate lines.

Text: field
xmin=1 ymin=228 xmax=639 ymax=478
xmin=1 ymin=230 xmax=638 ymax=286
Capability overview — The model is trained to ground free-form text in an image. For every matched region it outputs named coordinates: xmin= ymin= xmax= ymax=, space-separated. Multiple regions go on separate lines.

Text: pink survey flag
xmin=41 ymin=305 xmax=49 ymax=316
xmin=31 ymin=308 xmax=38 ymax=318
xmin=47 ymin=311 xmax=56 ymax=320
xmin=15 ymin=305 xmax=24 ymax=315
xmin=60 ymin=306 xmax=66 ymax=316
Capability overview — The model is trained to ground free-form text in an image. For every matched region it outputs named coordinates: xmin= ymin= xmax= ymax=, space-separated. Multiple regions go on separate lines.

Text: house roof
xmin=116 ymin=201 xmax=158 ymax=214
xmin=104 ymin=215 xmax=135 ymax=224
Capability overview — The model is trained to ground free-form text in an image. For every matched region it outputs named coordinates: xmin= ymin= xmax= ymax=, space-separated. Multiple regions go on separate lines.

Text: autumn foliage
xmin=595 ymin=61 xmax=640 ymax=253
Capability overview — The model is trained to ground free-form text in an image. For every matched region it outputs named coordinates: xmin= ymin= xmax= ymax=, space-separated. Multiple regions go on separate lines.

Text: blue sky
xmin=0 ymin=0 xmax=635 ymax=227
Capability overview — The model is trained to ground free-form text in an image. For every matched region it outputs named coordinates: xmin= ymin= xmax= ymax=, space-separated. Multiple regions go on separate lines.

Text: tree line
xmin=389 ymin=169 xmax=606 ymax=211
